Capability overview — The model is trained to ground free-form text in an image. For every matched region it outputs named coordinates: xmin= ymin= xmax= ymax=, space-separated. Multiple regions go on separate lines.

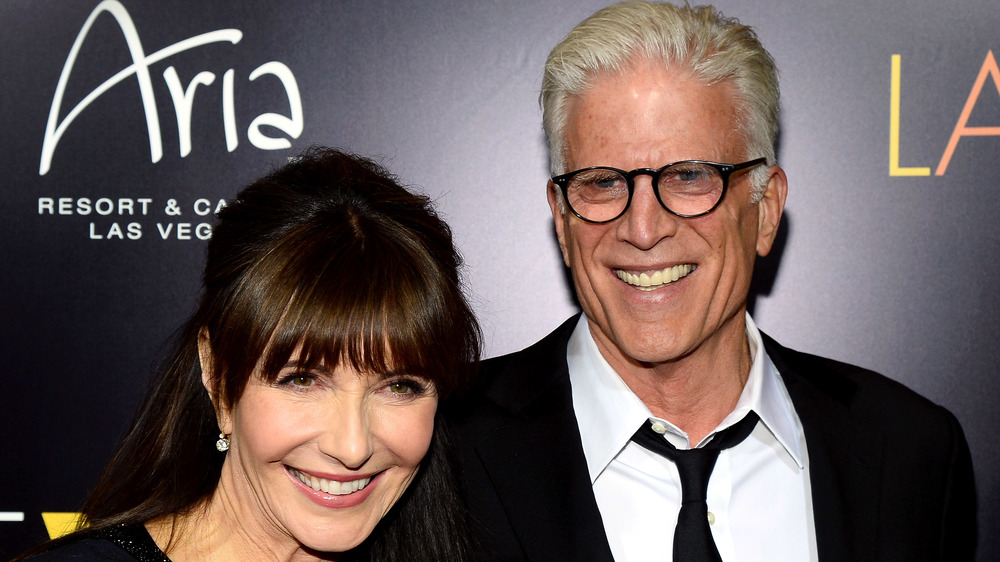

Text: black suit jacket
xmin=450 ymin=315 xmax=976 ymax=561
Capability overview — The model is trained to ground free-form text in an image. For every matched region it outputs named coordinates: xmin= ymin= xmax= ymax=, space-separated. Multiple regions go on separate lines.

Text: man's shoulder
xmin=762 ymin=333 xmax=963 ymax=440
xmin=448 ymin=315 xmax=579 ymax=429
xmin=764 ymin=334 xmax=975 ymax=558
xmin=476 ymin=315 xmax=579 ymax=391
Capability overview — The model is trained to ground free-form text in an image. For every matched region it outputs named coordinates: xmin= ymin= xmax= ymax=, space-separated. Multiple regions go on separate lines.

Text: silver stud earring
xmin=216 ymin=432 xmax=230 ymax=452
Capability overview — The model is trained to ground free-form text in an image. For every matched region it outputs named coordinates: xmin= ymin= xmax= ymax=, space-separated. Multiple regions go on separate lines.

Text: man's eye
xmin=593 ymin=175 xmax=623 ymax=189
xmin=577 ymin=171 xmax=624 ymax=190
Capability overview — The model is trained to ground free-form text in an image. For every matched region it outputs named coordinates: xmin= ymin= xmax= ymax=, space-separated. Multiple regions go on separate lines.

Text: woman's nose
xmin=317 ymin=401 xmax=375 ymax=469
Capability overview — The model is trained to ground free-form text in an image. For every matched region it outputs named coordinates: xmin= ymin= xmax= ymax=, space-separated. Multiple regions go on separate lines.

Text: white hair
xmin=541 ymin=1 xmax=779 ymax=200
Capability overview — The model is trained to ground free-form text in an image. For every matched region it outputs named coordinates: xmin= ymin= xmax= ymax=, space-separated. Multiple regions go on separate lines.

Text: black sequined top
xmin=27 ymin=524 xmax=170 ymax=561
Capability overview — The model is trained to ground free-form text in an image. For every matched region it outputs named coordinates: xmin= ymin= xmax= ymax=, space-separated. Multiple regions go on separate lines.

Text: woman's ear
xmin=198 ymin=327 xmax=215 ymax=393
xmin=198 ymin=327 xmax=231 ymax=433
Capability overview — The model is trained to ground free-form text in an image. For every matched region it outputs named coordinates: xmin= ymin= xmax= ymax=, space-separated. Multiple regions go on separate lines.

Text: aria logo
xmin=39 ymin=0 xmax=303 ymax=176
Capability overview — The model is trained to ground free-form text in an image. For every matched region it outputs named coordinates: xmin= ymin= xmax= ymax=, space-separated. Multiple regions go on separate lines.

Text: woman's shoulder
xmin=26 ymin=536 xmax=137 ymax=561
xmin=26 ymin=524 xmax=169 ymax=562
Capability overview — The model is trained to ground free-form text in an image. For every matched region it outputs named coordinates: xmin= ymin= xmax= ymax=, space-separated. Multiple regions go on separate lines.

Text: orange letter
xmin=936 ymin=50 xmax=1000 ymax=176
xmin=890 ymin=55 xmax=930 ymax=176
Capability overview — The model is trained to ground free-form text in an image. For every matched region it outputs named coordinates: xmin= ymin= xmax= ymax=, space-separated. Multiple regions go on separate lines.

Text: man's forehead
xmin=563 ymin=64 xmax=743 ymax=166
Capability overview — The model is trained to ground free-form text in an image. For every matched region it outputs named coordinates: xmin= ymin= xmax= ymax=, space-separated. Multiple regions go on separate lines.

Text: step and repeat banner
xmin=1 ymin=0 xmax=997 ymax=558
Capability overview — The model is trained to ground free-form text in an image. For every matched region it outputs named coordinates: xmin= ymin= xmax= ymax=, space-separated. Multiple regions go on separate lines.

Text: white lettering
xmin=223 ymin=69 xmax=238 ymax=152
xmin=247 ymin=62 xmax=303 ymax=150
xmin=107 ymin=222 xmax=124 ymax=239
xmin=38 ymin=0 xmax=242 ymax=175
xmin=40 ymin=197 xmax=154 ymax=215
xmin=196 ymin=223 xmax=213 ymax=240
xmin=87 ymin=222 xmax=142 ymax=240
xmin=193 ymin=198 xmax=226 ymax=215
xmin=95 ymin=198 xmax=114 ymax=216
xmin=193 ymin=199 xmax=211 ymax=215
xmin=157 ymin=222 xmax=208 ymax=240
xmin=39 ymin=2 xmax=305 ymax=175
xmin=163 ymin=66 xmax=216 ymax=157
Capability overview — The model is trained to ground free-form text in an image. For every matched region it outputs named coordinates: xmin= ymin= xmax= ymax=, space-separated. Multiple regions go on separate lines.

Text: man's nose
xmin=616 ymin=175 xmax=678 ymax=249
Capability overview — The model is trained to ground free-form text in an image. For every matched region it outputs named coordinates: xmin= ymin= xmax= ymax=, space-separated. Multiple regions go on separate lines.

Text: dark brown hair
xmin=23 ymin=147 xmax=481 ymax=560
xmin=202 ymin=146 xmax=479 ymax=406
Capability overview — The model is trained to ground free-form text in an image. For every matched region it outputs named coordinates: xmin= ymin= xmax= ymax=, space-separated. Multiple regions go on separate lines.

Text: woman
xmin=22 ymin=148 xmax=481 ymax=561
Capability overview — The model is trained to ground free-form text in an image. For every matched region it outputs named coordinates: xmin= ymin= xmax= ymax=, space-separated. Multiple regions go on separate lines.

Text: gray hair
xmin=541 ymin=1 xmax=779 ymax=200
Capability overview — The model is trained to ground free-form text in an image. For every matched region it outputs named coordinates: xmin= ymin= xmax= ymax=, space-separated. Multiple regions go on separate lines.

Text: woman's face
xmin=215 ymin=352 xmax=438 ymax=555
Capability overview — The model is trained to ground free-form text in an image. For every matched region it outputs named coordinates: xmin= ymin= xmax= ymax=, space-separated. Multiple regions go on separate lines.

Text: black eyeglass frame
xmin=551 ymin=157 xmax=768 ymax=224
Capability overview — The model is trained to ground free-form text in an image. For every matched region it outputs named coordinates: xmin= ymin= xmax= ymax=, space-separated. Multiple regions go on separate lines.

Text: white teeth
xmin=615 ymin=264 xmax=695 ymax=291
xmin=290 ymin=468 xmax=372 ymax=496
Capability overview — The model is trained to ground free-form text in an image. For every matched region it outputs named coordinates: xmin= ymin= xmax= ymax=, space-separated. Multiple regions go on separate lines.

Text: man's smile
xmin=614 ymin=264 xmax=696 ymax=291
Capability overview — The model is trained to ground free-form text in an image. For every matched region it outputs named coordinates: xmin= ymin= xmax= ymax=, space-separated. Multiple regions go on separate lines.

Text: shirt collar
xmin=568 ymin=313 xmax=805 ymax=484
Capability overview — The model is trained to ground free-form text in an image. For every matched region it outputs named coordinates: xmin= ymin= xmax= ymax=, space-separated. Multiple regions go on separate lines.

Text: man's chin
xmin=600 ymin=323 xmax=699 ymax=367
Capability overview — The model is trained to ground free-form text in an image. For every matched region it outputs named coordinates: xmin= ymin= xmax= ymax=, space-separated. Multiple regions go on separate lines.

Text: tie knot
xmin=630 ymin=411 xmax=761 ymax=501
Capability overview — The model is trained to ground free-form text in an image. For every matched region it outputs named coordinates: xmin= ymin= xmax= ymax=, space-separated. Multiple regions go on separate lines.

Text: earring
xmin=216 ymin=432 xmax=230 ymax=452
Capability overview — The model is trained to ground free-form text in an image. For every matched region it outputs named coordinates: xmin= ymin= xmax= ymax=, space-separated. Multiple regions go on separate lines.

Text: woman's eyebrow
xmin=280 ymin=360 xmax=333 ymax=374
xmin=379 ymin=369 xmax=432 ymax=381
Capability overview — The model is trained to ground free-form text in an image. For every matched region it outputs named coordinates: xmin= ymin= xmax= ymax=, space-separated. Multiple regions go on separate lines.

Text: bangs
xmin=202 ymin=149 xmax=481 ymax=409
xmin=213 ymin=206 xmax=470 ymax=403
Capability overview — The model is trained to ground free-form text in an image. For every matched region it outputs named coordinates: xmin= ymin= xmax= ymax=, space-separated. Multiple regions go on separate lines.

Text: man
xmin=450 ymin=1 xmax=976 ymax=561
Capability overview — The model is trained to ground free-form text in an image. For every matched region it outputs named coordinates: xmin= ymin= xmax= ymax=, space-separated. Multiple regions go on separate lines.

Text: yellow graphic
xmin=936 ymin=50 xmax=1000 ymax=176
xmin=41 ymin=512 xmax=85 ymax=539
xmin=889 ymin=54 xmax=930 ymax=176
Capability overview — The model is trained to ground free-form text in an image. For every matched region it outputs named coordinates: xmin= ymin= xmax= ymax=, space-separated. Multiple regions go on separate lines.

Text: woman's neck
xmin=145 ymin=474 xmax=338 ymax=562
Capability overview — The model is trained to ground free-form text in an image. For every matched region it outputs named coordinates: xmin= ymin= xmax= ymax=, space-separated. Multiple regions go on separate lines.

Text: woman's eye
xmin=388 ymin=381 xmax=413 ymax=394
xmin=385 ymin=378 xmax=428 ymax=396
xmin=281 ymin=374 xmax=314 ymax=387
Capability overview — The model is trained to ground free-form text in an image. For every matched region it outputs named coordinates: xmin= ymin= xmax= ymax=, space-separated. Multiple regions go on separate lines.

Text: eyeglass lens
xmin=565 ymin=162 xmax=725 ymax=222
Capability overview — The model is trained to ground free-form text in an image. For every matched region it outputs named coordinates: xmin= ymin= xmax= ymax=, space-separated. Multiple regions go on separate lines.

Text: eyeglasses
xmin=551 ymin=158 xmax=767 ymax=224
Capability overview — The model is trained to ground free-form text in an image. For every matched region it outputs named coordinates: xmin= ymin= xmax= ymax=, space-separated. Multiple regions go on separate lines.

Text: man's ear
xmin=547 ymin=181 xmax=571 ymax=267
xmin=198 ymin=327 xmax=231 ymax=433
xmin=755 ymin=165 xmax=788 ymax=257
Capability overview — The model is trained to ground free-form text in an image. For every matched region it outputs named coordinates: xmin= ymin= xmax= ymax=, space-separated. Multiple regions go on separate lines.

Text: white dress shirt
xmin=567 ymin=313 xmax=818 ymax=561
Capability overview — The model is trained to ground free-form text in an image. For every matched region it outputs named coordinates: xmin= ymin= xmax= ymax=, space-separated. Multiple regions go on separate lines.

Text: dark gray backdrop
xmin=1 ymin=0 xmax=997 ymax=558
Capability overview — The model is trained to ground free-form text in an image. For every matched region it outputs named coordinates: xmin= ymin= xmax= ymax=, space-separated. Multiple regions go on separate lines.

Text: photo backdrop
xmin=2 ymin=1 xmax=997 ymax=558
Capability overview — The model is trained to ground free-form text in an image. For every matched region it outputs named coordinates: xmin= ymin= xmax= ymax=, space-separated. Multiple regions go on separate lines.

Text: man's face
xmin=548 ymin=60 xmax=785 ymax=371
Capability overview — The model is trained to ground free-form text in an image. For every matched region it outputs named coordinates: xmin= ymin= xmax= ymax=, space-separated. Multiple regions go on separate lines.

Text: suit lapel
xmin=764 ymin=335 xmax=883 ymax=561
xmin=473 ymin=316 xmax=615 ymax=561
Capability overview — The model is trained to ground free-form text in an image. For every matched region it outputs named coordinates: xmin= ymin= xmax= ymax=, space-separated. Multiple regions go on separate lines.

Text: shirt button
xmin=707 ymin=512 xmax=716 ymax=526
xmin=651 ymin=422 xmax=667 ymax=434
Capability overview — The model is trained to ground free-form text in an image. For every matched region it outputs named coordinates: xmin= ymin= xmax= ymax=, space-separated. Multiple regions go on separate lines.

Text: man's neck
xmin=594 ymin=313 xmax=752 ymax=445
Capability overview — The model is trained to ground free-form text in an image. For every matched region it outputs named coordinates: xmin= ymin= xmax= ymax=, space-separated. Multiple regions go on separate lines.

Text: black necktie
xmin=630 ymin=411 xmax=760 ymax=562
